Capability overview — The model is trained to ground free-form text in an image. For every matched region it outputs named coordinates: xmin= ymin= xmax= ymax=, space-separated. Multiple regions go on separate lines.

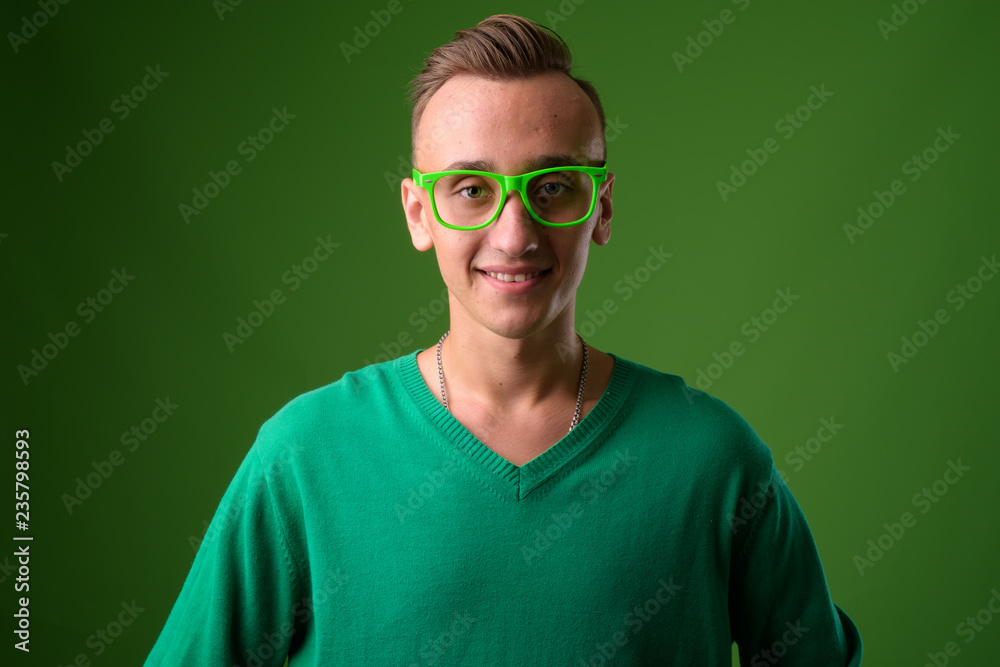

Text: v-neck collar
xmin=395 ymin=347 xmax=635 ymax=500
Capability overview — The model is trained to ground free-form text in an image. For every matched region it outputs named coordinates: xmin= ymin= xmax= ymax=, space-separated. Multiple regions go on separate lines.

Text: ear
xmin=402 ymin=177 xmax=434 ymax=251
xmin=591 ymin=172 xmax=614 ymax=246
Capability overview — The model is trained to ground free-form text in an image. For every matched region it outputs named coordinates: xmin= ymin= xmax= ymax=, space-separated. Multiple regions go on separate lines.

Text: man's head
xmin=406 ymin=14 xmax=607 ymax=165
xmin=401 ymin=14 xmax=614 ymax=340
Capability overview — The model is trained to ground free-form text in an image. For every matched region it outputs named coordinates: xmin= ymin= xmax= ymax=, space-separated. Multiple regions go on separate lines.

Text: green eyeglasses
xmin=412 ymin=164 xmax=608 ymax=230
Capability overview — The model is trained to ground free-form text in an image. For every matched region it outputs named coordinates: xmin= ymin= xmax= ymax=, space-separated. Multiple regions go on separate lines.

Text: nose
xmin=488 ymin=189 xmax=540 ymax=256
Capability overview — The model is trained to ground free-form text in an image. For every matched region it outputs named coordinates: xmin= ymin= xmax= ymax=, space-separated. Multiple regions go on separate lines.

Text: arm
xmin=143 ymin=443 xmax=303 ymax=666
xmin=729 ymin=466 xmax=863 ymax=666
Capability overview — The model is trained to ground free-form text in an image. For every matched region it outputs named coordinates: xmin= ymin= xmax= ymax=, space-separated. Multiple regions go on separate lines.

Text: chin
xmin=481 ymin=309 xmax=563 ymax=340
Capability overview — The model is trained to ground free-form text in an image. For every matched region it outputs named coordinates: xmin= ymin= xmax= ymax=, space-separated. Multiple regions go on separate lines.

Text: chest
xmin=453 ymin=400 xmax=591 ymax=467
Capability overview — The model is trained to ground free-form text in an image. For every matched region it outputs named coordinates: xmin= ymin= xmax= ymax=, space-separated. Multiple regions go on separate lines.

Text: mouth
xmin=479 ymin=269 xmax=549 ymax=283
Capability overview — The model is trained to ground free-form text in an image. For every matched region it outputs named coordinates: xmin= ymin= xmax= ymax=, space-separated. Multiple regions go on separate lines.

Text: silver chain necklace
xmin=435 ymin=330 xmax=588 ymax=433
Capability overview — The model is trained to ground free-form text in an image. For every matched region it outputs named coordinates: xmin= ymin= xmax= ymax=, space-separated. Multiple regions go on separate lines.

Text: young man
xmin=145 ymin=14 xmax=862 ymax=666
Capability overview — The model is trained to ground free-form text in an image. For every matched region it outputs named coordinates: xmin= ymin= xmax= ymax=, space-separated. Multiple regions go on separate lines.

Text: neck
xmin=439 ymin=309 xmax=584 ymax=412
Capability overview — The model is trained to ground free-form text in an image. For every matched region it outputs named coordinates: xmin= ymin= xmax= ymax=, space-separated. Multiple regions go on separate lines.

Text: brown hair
xmin=407 ymin=14 xmax=606 ymax=164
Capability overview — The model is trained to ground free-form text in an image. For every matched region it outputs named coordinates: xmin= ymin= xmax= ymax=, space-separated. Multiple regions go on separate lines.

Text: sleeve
xmin=143 ymin=442 xmax=303 ymax=667
xmin=728 ymin=465 xmax=863 ymax=666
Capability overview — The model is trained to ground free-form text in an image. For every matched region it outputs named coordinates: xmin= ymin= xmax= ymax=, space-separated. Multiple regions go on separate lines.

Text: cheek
xmin=556 ymin=234 xmax=591 ymax=272
xmin=433 ymin=235 xmax=480 ymax=277
xmin=563 ymin=248 xmax=595 ymax=293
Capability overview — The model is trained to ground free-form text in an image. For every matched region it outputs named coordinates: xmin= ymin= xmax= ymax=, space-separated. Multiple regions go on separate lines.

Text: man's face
xmin=401 ymin=71 xmax=614 ymax=340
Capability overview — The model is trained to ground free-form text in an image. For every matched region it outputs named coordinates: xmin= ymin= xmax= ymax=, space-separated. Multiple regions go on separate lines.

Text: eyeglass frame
xmin=411 ymin=164 xmax=609 ymax=230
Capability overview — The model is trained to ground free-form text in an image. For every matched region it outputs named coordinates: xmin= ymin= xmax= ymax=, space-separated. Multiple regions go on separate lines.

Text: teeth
xmin=486 ymin=270 xmax=543 ymax=283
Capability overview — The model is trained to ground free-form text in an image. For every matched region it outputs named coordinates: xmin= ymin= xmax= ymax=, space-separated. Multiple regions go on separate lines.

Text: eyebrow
xmin=443 ymin=154 xmax=594 ymax=173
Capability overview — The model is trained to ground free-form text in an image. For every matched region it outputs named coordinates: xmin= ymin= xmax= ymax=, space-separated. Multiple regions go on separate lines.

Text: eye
xmin=460 ymin=185 xmax=488 ymax=199
xmin=540 ymin=182 xmax=566 ymax=196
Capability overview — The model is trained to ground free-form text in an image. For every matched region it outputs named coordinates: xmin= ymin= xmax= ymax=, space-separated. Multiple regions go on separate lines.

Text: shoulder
xmin=250 ymin=356 xmax=400 ymax=462
xmin=613 ymin=354 xmax=775 ymax=476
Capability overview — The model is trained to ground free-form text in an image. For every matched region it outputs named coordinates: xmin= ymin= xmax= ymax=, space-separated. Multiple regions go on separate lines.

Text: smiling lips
xmin=483 ymin=270 xmax=546 ymax=283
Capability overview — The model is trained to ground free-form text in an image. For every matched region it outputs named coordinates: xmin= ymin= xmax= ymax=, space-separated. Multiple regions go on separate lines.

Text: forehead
xmin=416 ymin=71 xmax=603 ymax=172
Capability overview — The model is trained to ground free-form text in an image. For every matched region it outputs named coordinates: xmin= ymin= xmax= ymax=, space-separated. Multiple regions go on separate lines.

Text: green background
xmin=3 ymin=0 xmax=998 ymax=664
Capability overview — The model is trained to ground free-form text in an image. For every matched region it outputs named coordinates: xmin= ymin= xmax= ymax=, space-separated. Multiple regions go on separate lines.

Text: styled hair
xmin=407 ymin=14 xmax=606 ymax=164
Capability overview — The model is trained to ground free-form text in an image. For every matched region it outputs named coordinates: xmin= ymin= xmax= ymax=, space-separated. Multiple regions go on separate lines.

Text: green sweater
xmin=145 ymin=349 xmax=862 ymax=666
